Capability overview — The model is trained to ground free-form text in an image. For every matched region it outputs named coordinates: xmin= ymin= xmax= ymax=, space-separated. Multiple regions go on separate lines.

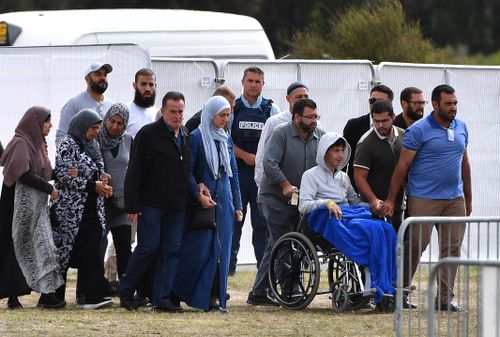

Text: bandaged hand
xmin=327 ymin=200 xmax=342 ymax=220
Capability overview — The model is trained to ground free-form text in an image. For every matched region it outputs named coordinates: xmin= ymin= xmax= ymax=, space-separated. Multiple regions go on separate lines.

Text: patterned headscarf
xmin=67 ymin=109 xmax=103 ymax=162
xmin=199 ymin=96 xmax=232 ymax=179
xmin=97 ymin=103 xmax=130 ymax=151
xmin=0 ymin=106 xmax=52 ymax=186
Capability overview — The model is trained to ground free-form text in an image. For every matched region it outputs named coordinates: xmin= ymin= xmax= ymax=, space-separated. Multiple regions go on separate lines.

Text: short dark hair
xmin=371 ymin=99 xmax=394 ymax=117
xmin=161 ymin=91 xmax=185 ymax=108
xmin=213 ymin=85 xmax=236 ymax=101
xmin=134 ymin=68 xmax=155 ymax=83
xmin=400 ymin=86 xmax=423 ymax=102
xmin=243 ymin=66 xmax=264 ymax=80
xmin=431 ymin=84 xmax=455 ymax=103
xmin=331 ymin=137 xmax=346 ymax=148
xmin=292 ymin=98 xmax=317 ymax=116
xmin=371 ymin=84 xmax=394 ymax=102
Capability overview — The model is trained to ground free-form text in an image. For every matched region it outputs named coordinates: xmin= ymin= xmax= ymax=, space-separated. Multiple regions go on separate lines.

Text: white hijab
xmin=199 ymin=96 xmax=233 ymax=179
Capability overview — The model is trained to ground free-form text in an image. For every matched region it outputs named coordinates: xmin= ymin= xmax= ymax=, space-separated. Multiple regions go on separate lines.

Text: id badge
xmin=447 ymin=128 xmax=454 ymax=142
xmin=290 ymin=190 xmax=299 ymax=206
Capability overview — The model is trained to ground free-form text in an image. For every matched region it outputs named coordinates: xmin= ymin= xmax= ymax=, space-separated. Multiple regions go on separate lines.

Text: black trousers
xmin=109 ymin=225 xmax=131 ymax=279
xmin=70 ymin=196 xmax=109 ymax=303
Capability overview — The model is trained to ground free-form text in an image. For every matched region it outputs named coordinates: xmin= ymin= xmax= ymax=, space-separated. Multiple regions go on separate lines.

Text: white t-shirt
xmin=126 ymin=102 xmax=158 ymax=138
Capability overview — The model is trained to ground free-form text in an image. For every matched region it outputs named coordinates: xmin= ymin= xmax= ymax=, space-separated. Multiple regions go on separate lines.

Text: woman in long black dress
xmin=52 ymin=108 xmax=114 ymax=310
xmin=0 ymin=107 xmax=64 ymax=309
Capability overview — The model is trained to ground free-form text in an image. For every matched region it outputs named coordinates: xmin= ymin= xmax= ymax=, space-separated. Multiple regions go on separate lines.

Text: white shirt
xmin=126 ymin=102 xmax=158 ymax=138
xmin=254 ymin=109 xmax=292 ymax=187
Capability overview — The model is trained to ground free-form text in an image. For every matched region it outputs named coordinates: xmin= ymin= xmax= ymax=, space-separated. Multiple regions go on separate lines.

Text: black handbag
xmin=187 ymin=146 xmax=221 ymax=230
xmin=187 ymin=203 xmax=216 ymax=230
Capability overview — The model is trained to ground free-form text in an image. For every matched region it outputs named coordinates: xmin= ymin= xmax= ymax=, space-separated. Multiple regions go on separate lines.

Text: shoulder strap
xmin=260 ymin=98 xmax=273 ymax=119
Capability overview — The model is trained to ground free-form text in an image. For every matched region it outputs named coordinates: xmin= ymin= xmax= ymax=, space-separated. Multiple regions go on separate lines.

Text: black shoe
xmin=435 ymin=301 xmax=463 ymax=312
xmin=207 ymin=303 xmax=228 ymax=313
xmin=104 ymin=281 xmax=119 ymax=297
xmin=403 ymin=295 xmax=417 ymax=309
xmin=375 ymin=295 xmax=395 ymax=313
xmin=246 ymin=291 xmax=279 ymax=307
xmin=37 ymin=293 xmax=66 ymax=309
xmin=153 ymin=302 xmax=184 ymax=313
xmin=170 ymin=294 xmax=181 ymax=307
xmin=7 ymin=297 xmax=22 ymax=310
xmin=135 ymin=295 xmax=150 ymax=307
xmin=120 ymin=295 xmax=138 ymax=311
xmin=83 ymin=297 xmax=113 ymax=310
xmin=76 ymin=294 xmax=85 ymax=305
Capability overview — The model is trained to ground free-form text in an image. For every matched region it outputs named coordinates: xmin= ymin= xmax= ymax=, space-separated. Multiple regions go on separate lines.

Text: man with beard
xmin=380 ymin=84 xmax=472 ymax=312
xmin=127 ymin=68 xmax=158 ymax=138
xmin=354 ymin=99 xmax=405 ymax=232
xmin=56 ymin=62 xmax=114 ymax=145
xmin=247 ymin=98 xmax=324 ymax=306
xmin=394 ymin=87 xmax=427 ymax=130
xmin=343 ymin=85 xmax=394 ymax=191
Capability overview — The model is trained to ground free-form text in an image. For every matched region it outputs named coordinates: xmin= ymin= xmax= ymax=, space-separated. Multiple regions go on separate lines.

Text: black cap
xmin=287 ymin=82 xmax=309 ymax=96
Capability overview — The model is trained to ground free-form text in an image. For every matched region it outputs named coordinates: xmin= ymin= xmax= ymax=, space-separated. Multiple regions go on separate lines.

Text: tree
xmin=291 ymin=0 xmax=441 ymax=63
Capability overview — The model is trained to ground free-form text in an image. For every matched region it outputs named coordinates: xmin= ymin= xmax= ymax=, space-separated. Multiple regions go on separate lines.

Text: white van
xmin=0 ymin=9 xmax=275 ymax=59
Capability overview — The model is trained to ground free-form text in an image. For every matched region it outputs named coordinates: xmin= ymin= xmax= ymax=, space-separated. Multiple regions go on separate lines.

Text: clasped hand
xmin=95 ymin=173 xmax=113 ymax=198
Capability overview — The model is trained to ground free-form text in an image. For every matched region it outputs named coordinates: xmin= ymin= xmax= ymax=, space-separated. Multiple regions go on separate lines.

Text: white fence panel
xmin=0 ymin=44 xmax=151 ymax=169
xmin=151 ymin=58 xmax=219 ymax=119
xmin=220 ymin=60 xmax=375 ymax=134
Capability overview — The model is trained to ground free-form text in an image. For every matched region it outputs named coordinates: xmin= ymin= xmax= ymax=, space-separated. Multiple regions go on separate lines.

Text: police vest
xmin=231 ymin=97 xmax=273 ymax=159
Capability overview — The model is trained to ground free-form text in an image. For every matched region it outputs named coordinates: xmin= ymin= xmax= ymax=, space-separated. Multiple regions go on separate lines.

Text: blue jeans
xmin=120 ymin=204 xmax=185 ymax=307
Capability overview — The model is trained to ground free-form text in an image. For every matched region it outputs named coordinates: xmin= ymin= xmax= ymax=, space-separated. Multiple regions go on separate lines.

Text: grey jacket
xmin=102 ymin=134 xmax=133 ymax=228
xmin=259 ymin=121 xmax=325 ymax=211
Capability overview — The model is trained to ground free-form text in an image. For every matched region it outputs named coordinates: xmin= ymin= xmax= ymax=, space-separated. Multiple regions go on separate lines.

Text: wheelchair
xmin=267 ymin=215 xmax=394 ymax=312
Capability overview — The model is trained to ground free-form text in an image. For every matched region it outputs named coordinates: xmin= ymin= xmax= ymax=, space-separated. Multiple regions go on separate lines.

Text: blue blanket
xmin=307 ymin=205 xmax=397 ymax=303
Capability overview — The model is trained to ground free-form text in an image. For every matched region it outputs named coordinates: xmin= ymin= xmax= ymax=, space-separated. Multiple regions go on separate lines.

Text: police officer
xmin=230 ymin=66 xmax=280 ymax=275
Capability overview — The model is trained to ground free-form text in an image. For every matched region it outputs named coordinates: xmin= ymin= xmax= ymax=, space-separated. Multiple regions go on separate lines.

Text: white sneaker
xmin=83 ymin=298 xmax=113 ymax=310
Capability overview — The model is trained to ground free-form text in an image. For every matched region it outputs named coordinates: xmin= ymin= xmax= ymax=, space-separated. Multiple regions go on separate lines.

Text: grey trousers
xmin=251 ymin=202 xmax=299 ymax=296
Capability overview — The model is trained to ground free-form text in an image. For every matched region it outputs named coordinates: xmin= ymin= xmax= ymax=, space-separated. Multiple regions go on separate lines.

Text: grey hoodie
xmin=298 ymin=132 xmax=360 ymax=215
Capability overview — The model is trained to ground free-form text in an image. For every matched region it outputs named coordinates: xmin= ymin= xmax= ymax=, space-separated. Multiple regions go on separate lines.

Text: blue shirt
xmin=403 ymin=112 xmax=468 ymax=199
xmin=165 ymin=122 xmax=185 ymax=151
xmin=240 ymin=95 xmax=281 ymax=116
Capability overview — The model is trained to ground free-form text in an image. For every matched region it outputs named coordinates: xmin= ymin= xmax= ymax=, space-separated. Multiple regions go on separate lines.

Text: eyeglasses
xmin=372 ymin=118 xmax=392 ymax=126
xmin=300 ymin=114 xmax=321 ymax=121
xmin=408 ymin=100 xmax=428 ymax=106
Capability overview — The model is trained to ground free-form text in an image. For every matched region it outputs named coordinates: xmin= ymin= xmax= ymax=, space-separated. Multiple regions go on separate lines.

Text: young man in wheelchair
xmin=299 ymin=132 xmax=397 ymax=310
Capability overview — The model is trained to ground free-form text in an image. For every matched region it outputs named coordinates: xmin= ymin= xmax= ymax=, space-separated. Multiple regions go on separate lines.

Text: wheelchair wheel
xmin=268 ymin=232 xmax=320 ymax=310
xmin=327 ymin=254 xmax=371 ymax=310
xmin=331 ymin=285 xmax=348 ymax=313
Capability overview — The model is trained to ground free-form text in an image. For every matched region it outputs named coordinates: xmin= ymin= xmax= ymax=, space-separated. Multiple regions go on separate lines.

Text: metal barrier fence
xmin=220 ymin=59 xmax=375 ymax=134
xmin=395 ymin=216 xmax=500 ymax=337
xmin=151 ymin=58 xmax=220 ymax=118
xmin=427 ymin=258 xmax=500 ymax=337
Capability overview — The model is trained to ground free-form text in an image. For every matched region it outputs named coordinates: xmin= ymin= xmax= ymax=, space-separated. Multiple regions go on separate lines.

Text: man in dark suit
xmin=120 ymin=91 xmax=190 ymax=313
xmin=343 ymin=84 xmax=394 ymax=191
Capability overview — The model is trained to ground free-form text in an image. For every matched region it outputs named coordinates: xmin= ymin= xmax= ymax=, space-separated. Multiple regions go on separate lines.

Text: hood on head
xmin=316 ymin=132 xmax=351 ymax=172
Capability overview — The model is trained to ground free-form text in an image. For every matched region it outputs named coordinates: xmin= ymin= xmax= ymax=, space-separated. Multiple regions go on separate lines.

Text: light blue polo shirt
xmin=403 ymin=112 xmax=468 ymax=199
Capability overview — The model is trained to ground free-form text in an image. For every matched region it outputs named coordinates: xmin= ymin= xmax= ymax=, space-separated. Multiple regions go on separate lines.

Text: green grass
xmin=0 ymin=270 xmax=397 ymax=337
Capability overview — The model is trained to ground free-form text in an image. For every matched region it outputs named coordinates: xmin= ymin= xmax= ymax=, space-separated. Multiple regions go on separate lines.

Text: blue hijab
xmin=199 ymin=96 xmax=232 ymax=179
